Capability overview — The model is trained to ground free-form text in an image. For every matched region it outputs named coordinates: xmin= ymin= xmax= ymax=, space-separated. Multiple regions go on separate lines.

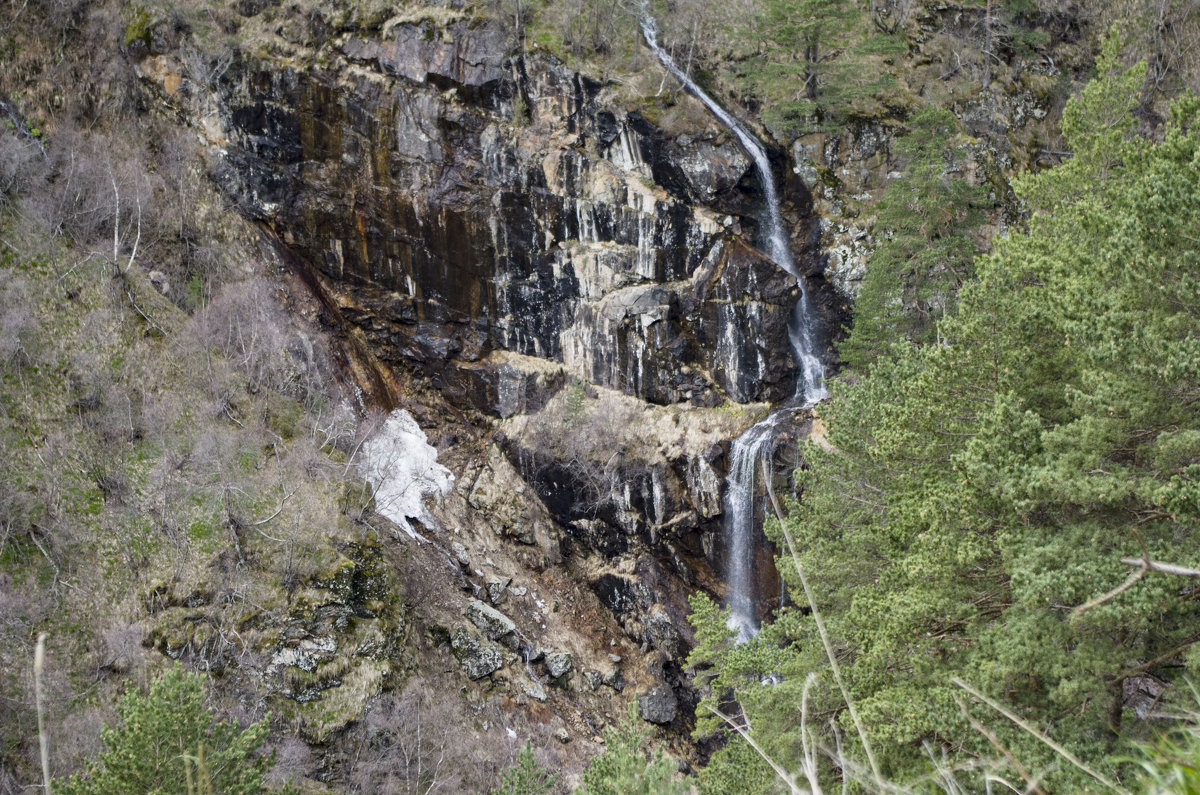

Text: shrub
xmin=56 ymin=665 xmax=275 ymax=795
xmin=492 ymin=740 xmax=557 ymax=795
xmin=579 ymin=706 xmax=687 ymax=795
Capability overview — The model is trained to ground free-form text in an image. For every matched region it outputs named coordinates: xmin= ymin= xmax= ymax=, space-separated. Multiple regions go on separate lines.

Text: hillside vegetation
xmin=2 ymin=0 xmax=1200 ymax=791
xmin=687 ymin=33 xmax=1200 ymax=794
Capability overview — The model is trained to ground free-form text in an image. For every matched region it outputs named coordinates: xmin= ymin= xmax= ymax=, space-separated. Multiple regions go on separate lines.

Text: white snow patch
xmin=358 ymin=409 xmax=454 ymax=542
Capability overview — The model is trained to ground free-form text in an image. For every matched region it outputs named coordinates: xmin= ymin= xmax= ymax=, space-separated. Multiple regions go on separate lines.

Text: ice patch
xmin=358 ymin=409 xmax=454 ymax=542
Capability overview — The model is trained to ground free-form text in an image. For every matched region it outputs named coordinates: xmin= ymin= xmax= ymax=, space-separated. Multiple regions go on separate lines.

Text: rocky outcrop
xmin=497 ymin=381 xmax=759 ymax=585
xmin=132 ymin=11 xmax=827 ymax=769
xmin=146 ymin=537 xmax=408 ymax=744
xmin=141 ymin=14 xmax=812 ymax=408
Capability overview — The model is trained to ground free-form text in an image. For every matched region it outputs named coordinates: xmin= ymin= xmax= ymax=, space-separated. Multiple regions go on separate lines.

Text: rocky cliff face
xmin=131 ymin=8 xmax=828 ymax=775
xmin=153 ymin=16 xmax=812 ymax=410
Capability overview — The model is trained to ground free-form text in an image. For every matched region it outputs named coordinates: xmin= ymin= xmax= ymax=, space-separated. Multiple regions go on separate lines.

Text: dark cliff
xmin=148 ymin=17 xmax=821 ymax=410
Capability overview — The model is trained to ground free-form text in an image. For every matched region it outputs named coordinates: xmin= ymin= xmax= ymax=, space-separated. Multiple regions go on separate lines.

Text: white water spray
xmin=641 ymin=14 xmax=828 ymax=640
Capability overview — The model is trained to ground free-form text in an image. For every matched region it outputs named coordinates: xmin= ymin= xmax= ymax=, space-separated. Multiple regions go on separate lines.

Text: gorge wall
xmin=157 ymin=16 xmax=830 ymax=409
xmin=129 ymin=3 xmax=827 ymax=773
xmin=140 ymin=9 xmax=826 ymax=653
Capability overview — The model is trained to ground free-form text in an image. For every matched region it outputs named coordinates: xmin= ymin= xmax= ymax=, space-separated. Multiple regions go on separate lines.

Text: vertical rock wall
xmin=145 ymin=16 xmax=812 ymax=407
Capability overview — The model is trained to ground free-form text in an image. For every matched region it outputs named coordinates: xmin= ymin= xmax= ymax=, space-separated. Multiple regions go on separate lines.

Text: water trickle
xmin=640 ymin=14 xmax=826 ymax=405
xmin=641 ymin=13 xmax=829 ymax=640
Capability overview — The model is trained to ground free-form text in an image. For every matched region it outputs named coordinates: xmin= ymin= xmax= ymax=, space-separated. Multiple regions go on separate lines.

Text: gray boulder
xmin=465 ymin=599 xmax=518 ymax=648
xmin=545 ymin=651 xmax=573 ymax=680
xmin=638 ymin=686 xmax=677 ymax=724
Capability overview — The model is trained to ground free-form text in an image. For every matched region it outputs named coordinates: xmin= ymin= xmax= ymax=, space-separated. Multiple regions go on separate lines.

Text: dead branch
xmin=955 ymin=695 xmax=1046 ymax=795
xmin=1120 ymin=558 xmax=1200 ymax=577
xmin=1109 ymin=633 xmax=1200 ymax=685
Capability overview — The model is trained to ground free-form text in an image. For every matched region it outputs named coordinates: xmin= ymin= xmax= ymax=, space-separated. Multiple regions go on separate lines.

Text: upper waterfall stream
xmin=641 ymin=14 xmax=828 ymax=639
xmin=639 ymin=15 xmax=827 ymax=406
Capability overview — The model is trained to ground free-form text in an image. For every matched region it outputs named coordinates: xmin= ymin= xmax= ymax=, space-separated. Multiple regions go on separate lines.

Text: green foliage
xmin=735 ymin=0 xmax=902 ymax=134
xmin=685 ymin=594 xmax=802 ymax=791
xmin=185 ymin=273 xmax=206 ymax=311
xmin=1135 ymin=698 xmax=1200 ymax=794
xmin=579 ymin=705 xmax=688 ymax=795
xmin=492 ymin=741 xmax=557 ymax=795
xmin=56 ymin=666 xmax=275 ymax=795
xmin=520 ymin=0 xmax=641 ymax=78
xmin=123 ymin=5 xmax=154 ymax=48
xmin=695 ymin=736 xmax=775 ymax=795
xmin=512 ymin=93 xmax=529 ymax=127
xmin=696 ymin=36 xmax=1200 ymax=789
xmin=564 ymin=378 xmax=587 ymax=420
xmin=840 ymin=106 xmax=990 ymax=369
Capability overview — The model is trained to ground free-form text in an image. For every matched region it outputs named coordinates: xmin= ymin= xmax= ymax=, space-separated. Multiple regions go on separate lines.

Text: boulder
xmin=637 ymin=686 xmax=678 ymax=724
xmin=465 ymin=599 xmax=517 ymax=644
xmin=544 ymin=651 xmax=573 ymax=679
xmin=450 ymin=628 xmax=503 ymax=680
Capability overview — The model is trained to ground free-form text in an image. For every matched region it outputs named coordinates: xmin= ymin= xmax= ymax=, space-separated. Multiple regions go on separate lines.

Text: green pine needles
xmin=689 ymin=29 xmax=1200 ymax=792
xmin=579 ymin=706 xmax=688 ymax=795
xmin=492 ymin=741 xmax=558 ymax=795
xmin=839 ymin=106 xmax=991 ymax=370
xmin=57 ymin=666 xmax=276 ymax=795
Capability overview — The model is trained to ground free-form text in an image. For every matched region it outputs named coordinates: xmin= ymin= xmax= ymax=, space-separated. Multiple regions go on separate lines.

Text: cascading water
xmin=639 ymin=14 xmax=827 ymax=406
xmin=722 ymin=413 xmax=788 ymax=640
xmin=641 ymin=14 xmax=828 ymax=640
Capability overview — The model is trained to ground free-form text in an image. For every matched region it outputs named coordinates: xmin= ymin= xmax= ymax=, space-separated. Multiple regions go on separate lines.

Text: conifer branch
xmin=704 ymin=704 xmax=807 ymax=795
xmin=954 ymin=695 xmax=1046 ymax=795
xmin=764 ymin=470 xmax=885 ymax=789
xmin=951 ymin=678 xmax=1119 ymax=791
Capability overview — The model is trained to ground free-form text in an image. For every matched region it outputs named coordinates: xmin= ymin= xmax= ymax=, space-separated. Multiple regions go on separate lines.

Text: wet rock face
xmin=187 ymin=17 xmax=805 ymax=407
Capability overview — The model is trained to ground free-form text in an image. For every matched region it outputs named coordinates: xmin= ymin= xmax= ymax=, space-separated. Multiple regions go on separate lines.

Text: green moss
xmin=123 ymin=5 xmax=154 ymax=47
xmin=816 ymin=166 xmax=841 ymax=188
xmin=338 ymin=480 xmax=373 ymax=514
xmin=288 ymin=659 xmax=388 ymax=743
xmin=188 ymin=517 xmax=216 ymax=542
xmin=264 ymin=392 xmax=303 ymax=440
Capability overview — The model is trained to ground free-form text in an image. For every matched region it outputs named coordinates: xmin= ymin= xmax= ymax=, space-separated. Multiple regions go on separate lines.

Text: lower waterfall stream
xmin=641 ymin=14 xmax=828 ymax=640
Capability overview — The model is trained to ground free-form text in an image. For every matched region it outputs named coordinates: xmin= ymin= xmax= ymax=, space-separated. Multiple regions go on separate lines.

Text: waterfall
xmin=641 ymin=14 xmax=828 ymax=640
xmin=722 ymin=414 xmax=781 ymax=640
xmin=639 ymin=15 xmax=827 ymax=405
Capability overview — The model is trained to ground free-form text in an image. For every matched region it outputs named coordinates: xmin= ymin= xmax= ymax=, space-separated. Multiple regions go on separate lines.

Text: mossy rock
xmin=288 ymin=659 xmax=389 ymax=743
xmin=313 ymin=540 xmax=397 ymax=617
xmin=122 ymin=4 xmax=155 ymax=47
xmin=450 ymin=628 xmax=504 ymax=681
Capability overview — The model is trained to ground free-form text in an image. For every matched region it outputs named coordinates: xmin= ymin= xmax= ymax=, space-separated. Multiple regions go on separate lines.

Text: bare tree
xmin=348 ymin=686 xmax=455 ymax=794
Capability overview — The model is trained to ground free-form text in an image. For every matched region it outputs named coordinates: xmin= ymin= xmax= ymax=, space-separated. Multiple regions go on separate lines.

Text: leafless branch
xmin=955 ymin=695 xmax=1046 ymax=795
xmin=1074 ymin=534 xmax=1152 ymax=615
xmin=1120 ymin=558 xmax=1200 ymax=577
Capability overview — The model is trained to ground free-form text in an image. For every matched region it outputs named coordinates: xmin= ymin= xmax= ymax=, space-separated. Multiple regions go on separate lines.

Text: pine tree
xmin=739 ymin=0 xmax=894 ymax=133
xmin=57 ymin=666 xmax=275 ymax=795
xmin=691 ymin=34 xmax=1200 ymax=788
xmin=492 ymin=741 xmax=557 ymax=795
xmin=840 ymin=106 xmax=989 ymax=370
xmin=579 ymin=706 xmax=688 ymax=795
